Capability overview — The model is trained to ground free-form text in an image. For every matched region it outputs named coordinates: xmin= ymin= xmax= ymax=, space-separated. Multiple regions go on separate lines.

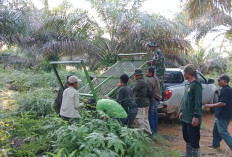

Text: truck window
xmin=164 ymin=71 xmax=184 ymax=83
xmin=196 ymin=73 xmax=207 ymax=84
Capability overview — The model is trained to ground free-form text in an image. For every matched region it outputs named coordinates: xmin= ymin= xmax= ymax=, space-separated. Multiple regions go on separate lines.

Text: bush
xmin=1 ymin=113 xmax=68 ymax=157
xmin=0 ymin=66 xmax=88 ymax=91
xmin=48 ymin=111 xmax=154 ymax=157
xmin=15 ymin=88 xmax=55 ymax=116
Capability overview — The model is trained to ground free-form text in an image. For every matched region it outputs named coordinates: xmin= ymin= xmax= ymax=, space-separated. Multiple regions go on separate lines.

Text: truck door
xmin=196 ymin=73 xmax=212 ymax=104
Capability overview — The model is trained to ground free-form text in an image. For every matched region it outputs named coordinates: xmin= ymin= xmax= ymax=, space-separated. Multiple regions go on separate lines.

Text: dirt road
xmin=159 ymin=111 xmax=232 ymax=156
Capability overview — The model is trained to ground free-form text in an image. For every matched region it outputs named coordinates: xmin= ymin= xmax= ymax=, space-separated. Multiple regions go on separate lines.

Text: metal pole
xmin=81 ymin=60 xmax=98 ymax=101
xmin=52 ymin=64 xmax=64 ymax=90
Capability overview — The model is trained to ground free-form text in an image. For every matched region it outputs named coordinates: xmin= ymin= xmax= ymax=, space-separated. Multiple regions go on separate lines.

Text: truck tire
xmin=169 ymin=99 xmax=183 ymax=119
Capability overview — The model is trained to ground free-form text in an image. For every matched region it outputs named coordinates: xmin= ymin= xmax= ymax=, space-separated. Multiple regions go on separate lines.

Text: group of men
xmin=53 ymin=40 xmax=232 ymax=157
xmin=103 ymin=41 xmax=165 ymax=135
xmin=113 ymin=67 xmax=162 ymax=135
xmin=54 ymin=41 xmax=166 ymax=134
xmin=180 ymin=64 xmax=232 ymax=157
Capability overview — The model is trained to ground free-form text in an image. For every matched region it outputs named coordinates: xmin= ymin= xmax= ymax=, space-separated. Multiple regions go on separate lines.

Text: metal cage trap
xmin=50 ymin=53 xmax=148 ymax=101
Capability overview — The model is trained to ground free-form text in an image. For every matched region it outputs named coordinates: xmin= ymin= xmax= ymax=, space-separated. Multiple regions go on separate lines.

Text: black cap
xmin=134 ymin=68 xmax=143 ymax=75
xmin=218 ymin=74 xmax=230 ymax=83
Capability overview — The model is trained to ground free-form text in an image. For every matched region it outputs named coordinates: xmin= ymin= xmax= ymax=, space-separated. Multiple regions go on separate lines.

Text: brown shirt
xmin=147 ymin=77 xmax=161 ymax=100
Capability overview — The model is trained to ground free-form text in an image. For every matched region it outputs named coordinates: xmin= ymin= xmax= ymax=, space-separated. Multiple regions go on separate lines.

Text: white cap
xmin=68 ymin=76 xmax=82 ymax=83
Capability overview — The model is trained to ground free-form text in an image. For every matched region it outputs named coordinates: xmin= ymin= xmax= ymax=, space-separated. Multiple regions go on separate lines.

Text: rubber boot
xmin=192 ymin=148 xmax=200 ymax=157
xmin=181 ymin=143 xmax=192 ymax=157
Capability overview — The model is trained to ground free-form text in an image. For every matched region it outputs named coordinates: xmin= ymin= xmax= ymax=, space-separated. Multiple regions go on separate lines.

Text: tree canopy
xmin=1 ymin=0 xmax=230 ymax=71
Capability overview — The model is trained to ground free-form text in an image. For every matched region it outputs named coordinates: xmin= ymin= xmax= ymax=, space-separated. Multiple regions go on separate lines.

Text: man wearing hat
xmin=179 ymin=64 xmax=202 ymax=157
xmin=204 ymin=75 xmax=232 ymax=151
xmin=147 ymin=41 xmax=166 ymax=92
xmin=132 ymin=68 xmax=152 ymax=134
xmin=60 ymin=75 xmax=83 ymax=122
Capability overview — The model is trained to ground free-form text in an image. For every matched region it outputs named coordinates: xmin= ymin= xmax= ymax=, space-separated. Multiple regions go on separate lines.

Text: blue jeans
xmin=213 ymin=118 xmax=232 ymax=150
xmin=148 ymin=100 xmax=159 ymax=134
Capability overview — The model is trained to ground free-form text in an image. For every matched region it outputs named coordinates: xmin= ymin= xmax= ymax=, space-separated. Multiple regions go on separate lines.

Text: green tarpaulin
xmin=96 ymin=99 xmax=127 ymax=118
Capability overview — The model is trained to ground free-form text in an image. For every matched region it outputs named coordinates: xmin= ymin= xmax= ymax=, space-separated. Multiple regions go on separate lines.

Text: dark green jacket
xmin=182 ymin=80 xmax=202 ymax=124
xmin=132 ymin=78 xmax=149 ymax=108
xmin=117 ymin=84 xmax=137 ymax=111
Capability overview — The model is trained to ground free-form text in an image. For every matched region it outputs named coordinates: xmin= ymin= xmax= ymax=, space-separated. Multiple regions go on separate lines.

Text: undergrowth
xmin=0 ymin=67 xmax=88 ymax=91
xmin=0 ymin=66 xmax=179 ymax=157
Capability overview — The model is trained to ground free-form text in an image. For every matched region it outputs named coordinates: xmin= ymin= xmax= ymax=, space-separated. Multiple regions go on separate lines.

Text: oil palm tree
xmin=184 ymin=0 xmax=232 ymax=40
xmin=88 ymin=0 xmax=192 ymax=67
xmin=0 ymin=0 xmax=98 ymax=62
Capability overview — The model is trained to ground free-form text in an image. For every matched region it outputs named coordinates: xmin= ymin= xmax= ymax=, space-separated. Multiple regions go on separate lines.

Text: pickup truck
xmin=158 ymin=68 xmax=218 ymax=119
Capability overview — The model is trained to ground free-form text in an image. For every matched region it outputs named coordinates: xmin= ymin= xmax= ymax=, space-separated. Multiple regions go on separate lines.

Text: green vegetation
xmin=2 ymin=0 xmax=232 ymax=156
xmin=0 ymin=66 xmax=179 ymax=157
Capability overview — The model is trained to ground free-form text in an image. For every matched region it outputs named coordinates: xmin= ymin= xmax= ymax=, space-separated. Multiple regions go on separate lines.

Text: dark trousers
xmin=120 ymin=108 xmax=138 ymax=128
xmin=182 ymin=122 xmax=200 ymax=149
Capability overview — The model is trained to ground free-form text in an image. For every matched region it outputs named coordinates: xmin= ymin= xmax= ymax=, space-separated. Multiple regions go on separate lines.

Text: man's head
xmin=218 ymin=74 xmax=230 ymax=87
xmin=148 ymin=41 xmax=159 ymax=51
xmin=184 ymin=64 xmax=197 ymax=80
xmin=120 ymin=74 xmax=129 ymax=85
xmin=67 ymin=75 xmax=73 ymax=81
xmin=68 ymin=76 xmax=82 ymax=89
xmin=134 ymin=68 xmax=143 ymax=80
xmin=146 ymin=67 xmax=154 ymax=77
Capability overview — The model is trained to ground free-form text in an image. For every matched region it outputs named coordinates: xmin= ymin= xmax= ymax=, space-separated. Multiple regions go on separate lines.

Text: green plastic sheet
xmin=96 ymin=99 xmax=127 ymax=118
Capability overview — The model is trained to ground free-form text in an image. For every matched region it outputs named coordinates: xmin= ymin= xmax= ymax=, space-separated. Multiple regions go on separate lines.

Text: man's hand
xmin=179 ymin=112 xmax=182 ymax=121
xmin=103 ymin=95 xmax=109 ymax=99
xmin=204 ymin=104 xmax=212 ymax=109
xmin=192 ymin=117 xmax=199 ymax=127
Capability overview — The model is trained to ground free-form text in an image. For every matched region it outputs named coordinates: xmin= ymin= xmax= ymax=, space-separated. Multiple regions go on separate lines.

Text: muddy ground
xmin=159 ymin=111 xmax=232 ymax=157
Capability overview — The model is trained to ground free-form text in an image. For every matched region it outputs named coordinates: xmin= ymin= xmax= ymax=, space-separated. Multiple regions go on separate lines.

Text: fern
xmin=106 ymin=133 xmax=125 ymax=155
xmin=46 ymin=148 xmax=77 ymax=157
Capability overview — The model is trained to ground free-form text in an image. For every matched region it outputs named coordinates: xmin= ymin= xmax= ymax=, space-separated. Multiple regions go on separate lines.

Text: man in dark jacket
xmin=132 ymin=68 xmax=152 ymax=134
xmin=54 ymin=75 xmax=72 ymax=115
xmin=179 ymin=64 xmax=202 ymax=157
xmin=205 ymin=75 xmax=232 ymax=150
xmin=117 ymin=74 xmax=138 ymax=128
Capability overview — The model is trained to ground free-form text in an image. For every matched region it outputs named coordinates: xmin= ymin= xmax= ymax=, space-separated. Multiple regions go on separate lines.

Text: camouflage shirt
xmin=151 ymin=49 xmax=166 ymax=79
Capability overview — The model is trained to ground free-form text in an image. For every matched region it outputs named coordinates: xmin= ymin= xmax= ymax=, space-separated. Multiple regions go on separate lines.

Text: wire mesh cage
xmin=79 ymin=57 xmax=147 ymax=99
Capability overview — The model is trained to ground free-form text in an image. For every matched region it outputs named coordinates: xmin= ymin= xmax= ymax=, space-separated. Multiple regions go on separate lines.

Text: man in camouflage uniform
xmin=147 ymin=41 xmax=166 ymax=92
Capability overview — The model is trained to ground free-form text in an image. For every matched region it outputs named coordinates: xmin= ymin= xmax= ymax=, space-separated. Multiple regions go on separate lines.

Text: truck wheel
xmin=210 ymin=93 xmax=218 ymax=113
xmin=169 ymin=99 xmax=183 ymax=120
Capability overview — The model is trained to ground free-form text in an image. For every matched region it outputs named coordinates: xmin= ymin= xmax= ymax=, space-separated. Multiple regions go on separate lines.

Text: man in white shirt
xmin=60 ymin=76 xmax=83 ymax=121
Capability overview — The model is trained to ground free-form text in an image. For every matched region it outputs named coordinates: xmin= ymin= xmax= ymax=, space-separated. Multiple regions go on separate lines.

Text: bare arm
xmin=205 ymin=102 xmax=226 ymax=109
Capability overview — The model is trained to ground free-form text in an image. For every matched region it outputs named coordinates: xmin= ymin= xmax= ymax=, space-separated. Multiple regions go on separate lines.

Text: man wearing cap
xmin=132 ymin=68 xmax=152 ymax=134
xmin=54 ymin=75 xmax=72 ymax=115
xmin=60 ymin=76 xmax=83 ymax=121
xmin=179 ymin=64 xmax=202 ymax=157
xmin=147 ymin=41 xmax=166 ymax=92
xmin=204 ymin=75 xmax=232 ymax=150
